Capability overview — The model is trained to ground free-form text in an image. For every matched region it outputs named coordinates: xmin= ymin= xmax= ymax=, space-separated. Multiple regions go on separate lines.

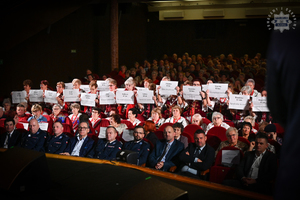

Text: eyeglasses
xmin=78 ymin=127 xmax=88 ymax=130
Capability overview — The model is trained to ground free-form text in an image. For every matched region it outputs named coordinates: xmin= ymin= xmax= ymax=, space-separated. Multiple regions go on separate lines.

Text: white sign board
xmin=136 ymin=90 xmax=154 ymax=104
xmin=44 ymin=90 xmax=58 ymax=104
xmin=228 ymin=94 xmax=250 ymax=110
xmin=159 ymin=81 xmax=178 ymax=96
xmin=116 ymin=91 xmax=134 ymax=104
xmin=208 ymin=84 xmax=228 ymax=98
xmin=80 ymin=93 xmax=97 ymax=107
xmin=63 ymin=89 xmax=80 ymax=102
xmin=99 ymin=91 xmax=116 ymax=105
xmin=12 ymin=91 xmax=27 ymax=104
xmin=29 ymin=90 xmax=44 ymax=102
xmin=252 ymin=97 xmax=270 ymax=112
xmin=183 ymin=86 xmax=202 ymax=101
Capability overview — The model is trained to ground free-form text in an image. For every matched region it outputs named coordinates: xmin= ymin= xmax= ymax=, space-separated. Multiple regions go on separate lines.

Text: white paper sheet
xmin=12 ymin=91 xmax=27 ymax=104
xmin=116 ymin=91 xmax=134 ymax=104
xmin=44 ymin=90 xmax=58 ymax=104
xmin=80 ymin=85 xmax=90 ymax=93
xmin=183 ymin=86 xmax=202 ymax=101
xmin=97 ymin=81 xmax=109 ymax=91
xmin=29 ymin=90 xmax=44 ymax=102
xmin=63 ymin=89 xmax=80 ymax=102
xmin=221 ymin=150 xmax=241 ymax=166
xmin=135 ymin=87 xmax=148 ymax=91
xmin=64 ymin=83 xmax=73 ymax=89
xmin=136 ymin=90 xmax=154 ymax=104
xmin=38 ymin=123 xmax=49 ymax=131
xmin=159 ymin=81 xmax=178 ymax=96
xmin=99 ymin=91 xmax=116 ymax=105
xmin=252 ymin=97 xmax=270 ymax=112
xmin=98 ymin=127 xmax=107 ymax=139
xmin=21 ymin=123 xmax=29 ymax=130
xmin=80 ymin=93 xmax=97 ymax=107
xmin=202 ymin=84 xmax=208 ymax=92
xmin=228 ymin=94 xmax=250 ymax=110
xmin=208 ymin=83 xmax=228 ymax=98
xmin=122 ymin=129 xmax=134 ymax=142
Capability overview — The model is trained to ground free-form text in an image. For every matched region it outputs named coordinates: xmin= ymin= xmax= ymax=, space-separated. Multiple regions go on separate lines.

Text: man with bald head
xmin=19 ymin=118 xmax=47 ymax=151
xmin=148 ymin=125 xmax=184 ymax=171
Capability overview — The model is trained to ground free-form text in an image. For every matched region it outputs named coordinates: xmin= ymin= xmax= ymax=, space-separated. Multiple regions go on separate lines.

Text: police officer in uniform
xmin=123 ymin=126 xmax=150 ymax=166
xmin=19 ymin=118 xmax=47 ymax=151
xmin=44 ymin=121 xmax=69 ymax=154
xmin=88 ymin=126 xmax=122 ymax=160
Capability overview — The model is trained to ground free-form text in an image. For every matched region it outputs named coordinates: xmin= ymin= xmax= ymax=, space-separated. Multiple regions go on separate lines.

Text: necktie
xmin=194 ymin=147 xmax=201 ymax=158
xmin=158 ymin=143 xmax=170 ymax=162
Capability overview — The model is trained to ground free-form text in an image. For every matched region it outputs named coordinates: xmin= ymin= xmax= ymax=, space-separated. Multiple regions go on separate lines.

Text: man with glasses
xmin=61 ymin=121 xmax=94 ymax=157
xmin=215 ymin=127 xmax=249 ymax=157
xmin=44 ymin=121 xmax=69 ymax=154
xmin=148 ymin=126 xmax=184 ymax=171
xmin=123 ymin=126 xmax=150 ymax=166
xmin=87 ymin=126 xmax=122 ymax=160
xmin=19 ymin=118 xmax=47 ymax=151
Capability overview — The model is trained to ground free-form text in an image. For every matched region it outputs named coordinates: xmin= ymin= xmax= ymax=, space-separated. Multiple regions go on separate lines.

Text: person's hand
xmin=206 ymin=89 xmax=210 ymax=95
xmin=43 ymin=93 xmax=46 ymax=98
xmin=200 ymin=91 xmax=205 ymax=98
xmin=60 ymin=152 xmax=70 ymax=156
xmin=245 ymin=178 xmax=256 ymax=185
xmin=175 ymin=86 xmax=180 ymax=93
xmin=155 ymin=161 xmax=164 ymax=169
xmin=95 ymin=99 xmax=99 ymax=104
xmin=135 ymin=93 xmax=138 ymax=97
xmin=185 ymin=151 xmax=190 ymax=156
xmin=133 ymin=89 xmax=137 ymax=94
xmin=153 ymin=96 xmax=156 ymax=101
xmin=196 ymin=158 xmax=202 ymax=163
xmin=249 ymin=141 xmax=255 ymax=151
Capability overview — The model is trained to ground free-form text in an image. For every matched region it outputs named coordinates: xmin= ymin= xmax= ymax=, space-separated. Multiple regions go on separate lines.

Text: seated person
xmin=110 ymin=114 xmax=127 ymax=135
xmin=50 ymin=104 xmax=66 ymax=123
xmin=239 ymin=122 xmax=255 ymax=142
xmin=191 ymin=113 xmax=207 ymax=132
xmin=127 ymin=108 xmax=141 ymax=127
xmin=143 ymin=120 xmax=158 ymax=146
xmin=89 ymin=107 xmax=109 ymax=135
xmin=123 ymin=126 xmax=150 ymax=166
xmin=0 ymin=118 xmax=22 ymax=148
xmin=147 ymin=107 xmax=165 ymax=129
xmin=205 ymin=111 xmax=230 ymax=134
xmin=244 ymin=116 xmax=258 ymax=133
xmin=164 ymin=105 xmax=188 ymax=127
xmin=0 ymin=106 xmax=5 ymax=119
xmin=27 ymin=104 xmax=47 ymax=123
xmin=148 ymin=125 xmax=184 ymax=171
xmin=44 ymin=121 xmax=69 ymax=154
xmin=68 ymin=103 xmax=82 ymax=132
xmin=224 ymin=133 xmax=277 ymax=195
xmin=87 ymin=126 xmax=122 ymax=160
xmin=264 ymin=124 xmax=282 ymax=146
xmin=3 ymin=98 xmax=15 ymax=118
xmin=173 ymin=122 xmax=188 ymax=148
xmin=16 ymin=103 xmax=31 ymax=122
xmin=19 ymin=118 xmax=47 ymax=151
xmin=179 ymin=129 xmax=215 ymax=179
xmin=216 ymin=127 xmax=249 ymax=156
xmin=83 ymin=80 xmax=98 ymax=117
xmin=61 ymin=121 xmax=94 ymax=157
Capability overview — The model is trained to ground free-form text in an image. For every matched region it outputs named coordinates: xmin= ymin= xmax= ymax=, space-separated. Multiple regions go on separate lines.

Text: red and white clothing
xmin=164 ymin=116 xmax=188 ymax=127
xmin=127 ymin=118 xmax=141 ymax=127
xmin=89 ymin=117 xmax=101 ymax=128
xmin=68 ymin=113 xmax=82 ymax=132
xmin=147 ymin=117 xmax=165 ymax=127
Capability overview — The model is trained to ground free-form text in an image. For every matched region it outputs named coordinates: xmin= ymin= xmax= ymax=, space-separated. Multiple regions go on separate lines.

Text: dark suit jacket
xmin=148 ymin=139 xmax=184 ymax=171
xmin=236 ymin=150 xmax=277 ymax=185
xmin=64 ymin=136 xmax=94 ymax=157
xmin=179 ymin=143 xmax=215 ymax=172
xmin=0 ymin=130 xmax=22 ymax=148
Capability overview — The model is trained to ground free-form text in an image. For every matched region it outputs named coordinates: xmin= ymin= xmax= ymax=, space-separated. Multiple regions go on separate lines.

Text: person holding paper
xmin=50 ymin=104 xmax=66 ymax=123
xmin=110 ymin=114 xmax=127 ymax=135
xmin=23 ymin=79 xmax=32 ymax=106
xmin=123 ymin=126 xmax=150 ymax=166
xmin=27 ymin=104 xmax=47 ymax=123
xmin=40 ymin=80 xmax=50 ymax=92
xmin=215 ymin=127 xmax=249 ymax=157
xmin=19 ymin=118 xmax=47 ymax=152
xmin=61 ymin=121 xmax=94 ymax=157
xmin=72 ymin=78 xmax=85 ymax=93
xmin=44 ymin=121 xmax=69 ymax=154
xmin=83 ymin=81 xmax=99 ymax=117
xmin=164 ymin=105 xmax=188 ymax=128
xmin=205 ymin=112 xmax=230 ymax=134
xmin=68 ymin=103 xmax=82 ymax=133
xmin=117 ymin=77 xmax=137 ymax=119
xmin=87 ymin=126 xmax=122 ymax=160
xmin=127 ymin=108 xmax=141 ymax=127
xmin=56 ymin=81 xmax=65 ymax=108
xmin=147 ymin=108 xmax=165 ymax=129
xmin=241 ymin=79 xmax=261 ymax=97
xmin=102 ymin=78 xmax=118 ymax=116
xmin=137 ymin=83 xmax=158 ymax=119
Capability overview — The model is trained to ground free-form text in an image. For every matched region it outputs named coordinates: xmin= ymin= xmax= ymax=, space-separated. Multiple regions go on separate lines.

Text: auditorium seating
xmin=207 ymin=127 xmax=227 ymax=141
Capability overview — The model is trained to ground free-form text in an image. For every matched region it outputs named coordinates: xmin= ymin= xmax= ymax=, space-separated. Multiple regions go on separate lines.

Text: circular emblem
xmin=267 ymin=7 xmax=297 ymax=33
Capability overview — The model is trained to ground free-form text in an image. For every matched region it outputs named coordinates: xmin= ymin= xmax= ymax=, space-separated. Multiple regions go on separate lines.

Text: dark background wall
xmin=0 ymin=3 xmax=271 ymax=99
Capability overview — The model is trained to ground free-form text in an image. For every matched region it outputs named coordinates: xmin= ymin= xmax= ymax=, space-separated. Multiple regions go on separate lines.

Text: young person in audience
xmin=179 ymin=129 xmax=215 ymax=179
xmin=87 ymin=126 xmax=122 ymax=160
xmin=172 ymin=122 xmax=188 ymax=148
xmin=68 ymin=103 xmax=82 ymax=133
xmin=61 ymin=121 xmax=94 ymax=157
xmin=143 ymin=120 xmax=158 ymax=146
xmin=110 ymin=114 xmax=127 ymax=135
xmin=148 ymin=125 xmax=184 ymax=171
xmin=123 ymin=126 xmax=150 ymax=166
xmin=28 ymin=104 xmax=47 ymax=123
